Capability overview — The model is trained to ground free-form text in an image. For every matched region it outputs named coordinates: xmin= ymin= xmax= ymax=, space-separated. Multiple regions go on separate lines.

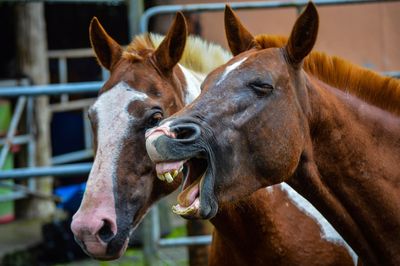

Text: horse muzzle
xmin=146 ymin=119 xmax=202 ymax=163
xmin=71 ymin=211 xmax=128 ymax=260
xmin=146 ymin=118 xmax=219 ymax=220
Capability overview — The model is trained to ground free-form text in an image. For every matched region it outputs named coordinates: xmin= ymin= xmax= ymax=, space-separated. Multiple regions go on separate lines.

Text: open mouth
xmin=155 ymin=157 xmax=208 ymax=218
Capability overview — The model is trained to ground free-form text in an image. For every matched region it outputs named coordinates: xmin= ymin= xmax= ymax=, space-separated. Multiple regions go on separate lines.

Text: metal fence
xmin=139 ymin=0 xmax=400 ymax=33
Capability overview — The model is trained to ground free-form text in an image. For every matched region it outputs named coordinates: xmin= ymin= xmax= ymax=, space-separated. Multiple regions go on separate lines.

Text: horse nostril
xmin=97 ymin=219 xmax=115 ymax=243
xmin=171 ymin=123 xmax=201 ymax=143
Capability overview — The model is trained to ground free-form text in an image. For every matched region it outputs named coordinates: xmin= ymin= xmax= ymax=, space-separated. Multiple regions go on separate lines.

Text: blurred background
xmin=0 ymin=0 xmax=399 ymax=265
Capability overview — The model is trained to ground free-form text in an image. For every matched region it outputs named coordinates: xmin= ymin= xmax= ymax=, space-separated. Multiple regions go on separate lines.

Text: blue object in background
xmin=54 ymin=183 xmax=86 ymax=214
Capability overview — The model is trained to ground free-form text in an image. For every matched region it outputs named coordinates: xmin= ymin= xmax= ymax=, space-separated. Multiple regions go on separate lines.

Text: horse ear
xmin=153 ymin=12 xmax=187 ymax=72
xmin=89 ymin=17 xmax=122 ymax=70
xmin=224 ymin=5 xmax=258 ymax=56
xmin=285 ymin=2 xmax=319 ymax=66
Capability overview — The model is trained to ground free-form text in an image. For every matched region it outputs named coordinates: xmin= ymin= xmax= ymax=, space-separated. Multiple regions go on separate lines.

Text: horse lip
xmin=92 ymin=238 xmax=129 ymax=260
xmin=146 ymin=120 xmax=219 ymax=219
xmin=198 ymin=165 xmax=218 ymax=219
xmin=73 ymin=222 xmax=131 ymax=260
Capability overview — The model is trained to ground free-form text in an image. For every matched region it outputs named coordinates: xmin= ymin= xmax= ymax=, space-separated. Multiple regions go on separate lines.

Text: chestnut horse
xmin=71 ymin=11 xmax=356 ymax=265
xmin=146 ymin=3 xmax=400 ymax=266
xmin=70 ymin=13 xmax=222 ymax=261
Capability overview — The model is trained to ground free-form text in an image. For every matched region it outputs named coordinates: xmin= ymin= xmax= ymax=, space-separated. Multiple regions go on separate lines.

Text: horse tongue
xmin=177 ymin=177 xmax=201 ymax=207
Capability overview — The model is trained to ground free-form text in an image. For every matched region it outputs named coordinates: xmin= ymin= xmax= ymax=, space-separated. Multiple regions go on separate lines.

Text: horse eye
xmin=147 ymin=112 xmax=163 ymax=128
xmin=249 ymin=82 xmax=274 ymax=96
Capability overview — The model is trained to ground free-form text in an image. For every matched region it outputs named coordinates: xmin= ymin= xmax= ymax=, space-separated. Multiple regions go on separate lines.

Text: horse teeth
xmin=172 ymin=169 xmax=178 ymax=178
xmin=165 ymin=172 xmax=174 ymax=183
xmin=157 ymin=174 xmax=165 ymax=181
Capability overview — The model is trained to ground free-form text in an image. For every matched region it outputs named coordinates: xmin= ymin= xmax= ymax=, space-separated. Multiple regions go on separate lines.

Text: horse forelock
xmin=254 ymin=34 xmax=400 ymax=116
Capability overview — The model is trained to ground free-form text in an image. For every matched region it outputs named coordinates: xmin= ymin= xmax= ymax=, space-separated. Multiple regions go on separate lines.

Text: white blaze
xmin=89 ymin=82 xmax=148 ymax=186
xmin=216 ymin=57 xmax=248 ymax=86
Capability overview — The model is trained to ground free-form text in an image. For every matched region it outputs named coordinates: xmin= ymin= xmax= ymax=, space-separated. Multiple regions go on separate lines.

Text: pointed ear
xmin=224 ymin=5 xmax=258 ymax=56
xmin=89 ymin=17 xmax=122 ymax=70
xmin=153 ymin=12 xmax=187 ymax=72
xmin=285 ymin=2 xmax=319 ymax=66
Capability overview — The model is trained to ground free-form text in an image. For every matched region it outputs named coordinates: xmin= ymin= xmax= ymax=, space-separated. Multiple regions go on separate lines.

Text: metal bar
xmin=26 ymin=96 xmax=36 ymax=190
xmin=1 ymin=0 xmax=124 ymax=3
xmin=383 ymin=71 xmax=400 ymax=78
xmin=0 ymin=135 xmax=32 ymax=146
xmin=0 ymin=191 xmax=27 ymax=202
xmin=48 ymin=48 xmax=94 ymax=59
xmin=58 ymin=57 xmax=69 ymax=102
xmin=0 ymin=181 xmax=61 ymax=202
xmin=0 ymin=97 xmax=27 ymax=169
xmin=0 ymin=78 xmax=30 ymax=87
xmin=51 ymin=149 xmax=93 ymax=165
xmin=127 ymin=0 xmax=144 ymax=38
xmin=0 ymin=163 xmax=92 ymax=180
xmin=158 ymin=235 xmax=212 ymax=247
xmin=58 ymin=58 xmax=68 ymax=84
xmin=140 ymin=0 xmax=400 ymax=33
xmin=143 ymin=206 xmax=160 ymax=265
xmin=0 ymin=81 xmax=102 ymax=97
xmin=101 ymin=68 xmax=109 ymax=81
xmin=49 ymin=98 xmax=96 ymax=112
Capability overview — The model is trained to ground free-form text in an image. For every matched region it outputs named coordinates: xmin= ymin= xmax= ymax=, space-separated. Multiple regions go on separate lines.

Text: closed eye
xmin=249 ymin=82 xmax=274 ymax=96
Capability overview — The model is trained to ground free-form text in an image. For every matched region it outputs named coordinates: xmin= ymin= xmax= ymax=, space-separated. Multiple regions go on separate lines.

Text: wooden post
xmin=15 ymin=3 xmax=55 ymax=218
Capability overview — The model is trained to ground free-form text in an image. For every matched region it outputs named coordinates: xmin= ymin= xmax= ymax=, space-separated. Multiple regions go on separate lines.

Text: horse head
xmin=71 ymin=13 xmax=188 ymax=260
xmin=145 ymin=3 xmax=319 ymax=220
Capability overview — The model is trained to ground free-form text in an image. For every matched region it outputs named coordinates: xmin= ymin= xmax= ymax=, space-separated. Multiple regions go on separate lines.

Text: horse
xmin=70 ymin=13 xmax=222 ymax=261
xmin=70 ymin=11 xmax=356 ymax=265
xmin=145 ymin=3 xmax=400 ymax=265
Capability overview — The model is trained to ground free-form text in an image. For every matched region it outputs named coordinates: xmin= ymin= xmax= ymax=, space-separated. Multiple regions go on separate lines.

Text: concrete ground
xmin=0 ymin=217 xmax=43 ymax=259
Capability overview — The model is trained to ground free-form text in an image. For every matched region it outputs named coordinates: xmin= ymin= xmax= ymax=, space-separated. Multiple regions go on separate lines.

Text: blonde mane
xmin=255 ymin=35 xmax=400 ymax=116
xmin=124 ymin=33 xmax=231 ymax=75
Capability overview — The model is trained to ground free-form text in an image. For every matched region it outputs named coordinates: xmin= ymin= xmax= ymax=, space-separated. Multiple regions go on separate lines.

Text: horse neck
xmin=177 ymin=64 xmax=204 ymax=105
xmin=210 ymin=188 xmax=285 ymax=263
xmin=291 ymin=75 xmax=400 ymax=265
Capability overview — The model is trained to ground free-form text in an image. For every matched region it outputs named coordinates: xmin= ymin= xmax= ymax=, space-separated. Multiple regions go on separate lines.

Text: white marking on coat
xmin=88 ymin=81 xmax=148 ymax=193
xmin=179 ymin=64 xmax=204 ymax=105
xmin=279 ymin=183 xmax=358 ymax=264
xmin=216 ymin=57 xmax=248 ymax=86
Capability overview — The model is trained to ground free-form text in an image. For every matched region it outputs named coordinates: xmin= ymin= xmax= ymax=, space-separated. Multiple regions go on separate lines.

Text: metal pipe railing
xmin=159 ymin=235 xmax=212 ymax=247
xmin=0 ymin=81 xmax=102 ymax=97
xmin=2 ymin=0 xmax=123 ymax=3
xmin=0 ymin=163 xmax=92 ymax=180
xmin=0 ymin=135 xmax=32 ymax=146
xmin=140 ymin=0 xmax=400 ymax=33
xmin=51 ymin=149 xmax=94 ymax=165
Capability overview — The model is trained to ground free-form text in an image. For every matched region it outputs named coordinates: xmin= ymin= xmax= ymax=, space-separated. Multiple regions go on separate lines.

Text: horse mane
xmin=254 ymin=35 xmax=400 ymax=116
xmin=124 ymin=34 xmax=231 ymax=75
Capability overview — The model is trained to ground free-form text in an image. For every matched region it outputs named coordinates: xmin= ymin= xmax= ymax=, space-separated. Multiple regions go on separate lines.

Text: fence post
xmin=15 ymin=2 xmax=55 ymax=219
xmin=143 ymin=206 xmax=160 ymax=266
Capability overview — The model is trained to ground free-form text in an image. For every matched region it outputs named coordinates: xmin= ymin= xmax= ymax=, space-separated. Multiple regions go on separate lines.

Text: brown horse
xmin=70 ymin=11 xmax=356 ymax=265
xmin=146 ymin=3 xmax=400 ymax=266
